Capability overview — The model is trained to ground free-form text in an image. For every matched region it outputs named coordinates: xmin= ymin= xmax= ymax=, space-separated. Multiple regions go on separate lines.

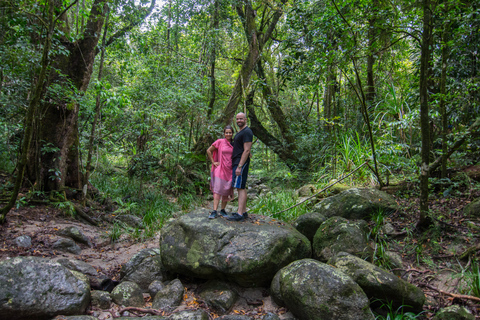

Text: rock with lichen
xmin=159 ymin=209 xmax=311 ymax=287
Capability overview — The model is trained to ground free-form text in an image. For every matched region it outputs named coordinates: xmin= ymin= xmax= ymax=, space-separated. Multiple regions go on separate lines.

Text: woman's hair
xmin=224 ymin=125 xmax=234 ymax=133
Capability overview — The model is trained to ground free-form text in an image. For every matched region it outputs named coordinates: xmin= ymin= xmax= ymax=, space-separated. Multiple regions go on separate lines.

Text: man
xmin=228 ymin=112 xmax=253 ymax=222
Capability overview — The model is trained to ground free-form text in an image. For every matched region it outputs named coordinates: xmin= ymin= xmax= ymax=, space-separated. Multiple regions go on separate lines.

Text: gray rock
xmin=57 ymin=226 xmax=92 ymax=247
xmin=272 ymin=259 xmax=374 ymax=320
xmin=198 ymin=280 xmax=237 ymax=314
xmin=293 ymin=212 xmax=326 ymax=242
xmin=115 ymin=214 xmax=143 ymax=228
xmin=295 ymin=184 xmax=316 ymax=197
xmin=111 ymin=281 xmax=144 ymax=307
xmin=313 ymin=216 xmax=372 ymax=262
xmin=160 ymin=210 xmax=311 ymax=287
xmin=152 ymin=279 xmax=184 ymax=310
xmin=120 ymin=248 xmax=164 ymax=291
xmin=432 ymin=305 xmax=475 ymax=320
xmin=270 ymin=271 xmax=284 ymax=307
xmin=262 ymin=313 xmax=280 ymax=320
xmin=52 ymin=238 xmax=82 ymax=254
xmin=148 ymin=280 xmax=165 ymax=298
xmin=329 ymin=252 xmax=425 ymax=313
xmin=56 ymin=258 xmax=98 ymax=277
xmin=464 ymin=198 xmax=480 ymax=218
xmin=91 ymin=290 xmax=112 ymax=309
xmin=14 ymin=235 xmax=32 ymax=248
xmin=168 ymin=310 xmax=209 ymax=320
xmin=0 ymin=257 xmax=90 ymax=320
xmin=313 ymin=188 xmax=398 ymax=220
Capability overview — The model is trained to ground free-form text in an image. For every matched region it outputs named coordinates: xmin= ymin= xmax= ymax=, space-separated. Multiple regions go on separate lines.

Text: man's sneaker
xmin=243 ymin=212 xmax=249 ymax=219
xmin=227 ymin=212 xmax=245 ymax=222
xmin=208 ymin=210 xmax=218 ymax=219
xmin=220 ymin=209 xmax=229 ymax=217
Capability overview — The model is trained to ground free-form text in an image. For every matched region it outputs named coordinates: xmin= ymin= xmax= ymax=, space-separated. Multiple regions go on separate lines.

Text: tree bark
xmin=417 ymin=0 xmax=434 ymax=230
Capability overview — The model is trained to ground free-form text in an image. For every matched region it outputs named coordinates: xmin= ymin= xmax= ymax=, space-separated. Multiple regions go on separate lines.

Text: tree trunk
xmin=0 ymin=0 xmax=55 ymax=223
xmin=206 ymin=0 xmax=219 ymax=119
xmin=192 ymin=0 xmax=287 ymax=154
xmin=26 ymin=0 xmax=107 ymax=192
xmin=23 ymin=0 xmax=155 ymax=193
xmin=84 ymin=5 xmax=110 ymax=201
xmin=245 ymin=90 xmax=298 ymax=170
xmin=417 ymin=0 xmax=434 ymax=230
xmin=440 ymin=10 xmax=450 ymax=178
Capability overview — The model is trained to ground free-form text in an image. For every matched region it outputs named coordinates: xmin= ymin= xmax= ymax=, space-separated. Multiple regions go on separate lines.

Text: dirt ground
xmin=1 ymin=188 xmax=480 ymax=319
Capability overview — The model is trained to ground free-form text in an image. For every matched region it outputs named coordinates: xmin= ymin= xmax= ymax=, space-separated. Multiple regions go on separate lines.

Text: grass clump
xmin=249 ymin=189 xmax=310 ymax=223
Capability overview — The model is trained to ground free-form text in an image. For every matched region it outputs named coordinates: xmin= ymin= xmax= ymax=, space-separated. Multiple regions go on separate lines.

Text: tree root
xmin=421 ymin=283 xmax=480 ymax=303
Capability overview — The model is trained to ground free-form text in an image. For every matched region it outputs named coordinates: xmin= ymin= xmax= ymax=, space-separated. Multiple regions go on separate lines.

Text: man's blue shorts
xmin=232 ymin=162 xmax=249 ymax=189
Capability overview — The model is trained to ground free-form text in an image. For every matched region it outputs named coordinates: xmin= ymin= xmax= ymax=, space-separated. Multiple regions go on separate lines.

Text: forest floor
xmin=1 ymin=180 xmax=480 ymax=319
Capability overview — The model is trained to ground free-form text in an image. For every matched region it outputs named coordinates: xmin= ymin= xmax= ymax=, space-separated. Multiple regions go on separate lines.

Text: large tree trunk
xmin=26 ymin=0 xmax=107 ymax=192
xmin=24 ymin=0 xmax=155 ymax=193
xmin=417 ymin=0 xmax=434 ymax=230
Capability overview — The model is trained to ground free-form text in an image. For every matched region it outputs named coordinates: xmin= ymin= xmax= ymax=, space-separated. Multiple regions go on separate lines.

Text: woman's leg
xmin=213 ymin=193 xmax=220 ymax=211
xmin=220 ymin=197 xmax=228 ymax=210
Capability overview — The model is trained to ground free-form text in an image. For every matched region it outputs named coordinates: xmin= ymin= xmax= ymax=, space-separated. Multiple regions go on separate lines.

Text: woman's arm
xmin=207 ymin=145 xmax=219 ymax=167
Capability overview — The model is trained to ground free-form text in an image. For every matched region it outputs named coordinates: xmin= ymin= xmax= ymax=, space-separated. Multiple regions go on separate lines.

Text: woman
xmin=206 ymin=125 xmax=234 ymax=219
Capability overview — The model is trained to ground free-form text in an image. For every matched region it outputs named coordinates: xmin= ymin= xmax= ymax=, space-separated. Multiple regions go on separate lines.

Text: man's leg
xmin=237 ymin=188 xmax=247 ymax=215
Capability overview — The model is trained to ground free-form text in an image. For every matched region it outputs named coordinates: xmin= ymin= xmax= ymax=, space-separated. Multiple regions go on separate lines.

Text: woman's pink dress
xmin=210 ymin=138 xmax=233 ymax=200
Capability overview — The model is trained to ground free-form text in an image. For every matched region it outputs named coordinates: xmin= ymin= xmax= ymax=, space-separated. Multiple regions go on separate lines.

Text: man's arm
xmin=235 ymin=142 xmax=252 ymax=175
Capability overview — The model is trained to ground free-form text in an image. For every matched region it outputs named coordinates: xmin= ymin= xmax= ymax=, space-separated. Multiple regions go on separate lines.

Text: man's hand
xmin=235 ymin=166 xmax=242 ymax=176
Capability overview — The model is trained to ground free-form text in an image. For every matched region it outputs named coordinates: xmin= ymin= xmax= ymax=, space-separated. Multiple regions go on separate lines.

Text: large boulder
xmin=120 ymin=248 xmax=165 ymax=291
xmin=313 ymin=216 xmax=372 ymax=262
xmin=160 ymin=209 xmax=311 ymax=287
xmin=313 ymin=188 xmax=398 ymax=220
xmin=0 ymin=257 xmax=90 ymax=320
xmin=328 ymin=252 xmax=425 ymax=313
xmin=271 ymin=259 xmax=374 ymax=320
xmin=293 ymin=212 xmax=326 ymax=242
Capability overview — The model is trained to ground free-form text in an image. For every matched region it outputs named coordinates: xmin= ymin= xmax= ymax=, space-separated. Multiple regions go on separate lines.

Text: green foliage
xmin=373 ymin=300 xmax=424 ymax=320
xmin=249 ymin=189 xmax=310 ymax=222
xmin=53 ymin=201 xmax=76 ymax=217
xmin=457 ymin=259 xmax=480 ymax=298
xmin=369 ymin=209 xmax=393 ymax=269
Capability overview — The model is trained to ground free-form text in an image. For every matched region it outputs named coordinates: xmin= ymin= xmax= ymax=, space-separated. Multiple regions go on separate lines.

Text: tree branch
xmin=105 ymin=0 xmax=156 ymax=48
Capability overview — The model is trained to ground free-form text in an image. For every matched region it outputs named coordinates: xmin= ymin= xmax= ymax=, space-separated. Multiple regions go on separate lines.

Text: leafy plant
xmin=373 ymin=300 xmax=424 ymax=320
xmin=250 ymin=189 xmax=310 ymax=222
xmin=53 ymin=201 xmax=75 ymax=217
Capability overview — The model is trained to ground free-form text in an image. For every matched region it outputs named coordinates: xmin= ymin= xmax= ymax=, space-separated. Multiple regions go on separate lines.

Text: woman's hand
xmin=213 ymin=161 xmax=220 ymax=167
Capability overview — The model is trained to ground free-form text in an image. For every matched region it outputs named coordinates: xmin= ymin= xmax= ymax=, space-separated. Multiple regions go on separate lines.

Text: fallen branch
xmin=421 ymin=283 xmax=480 ymax=303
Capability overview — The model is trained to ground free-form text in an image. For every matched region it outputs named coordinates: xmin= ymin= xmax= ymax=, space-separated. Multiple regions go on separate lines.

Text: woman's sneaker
xmin=208 ymin=210 xmax=218 ymax=219
xmin=220 ymin=209 xmax=229 ymax=217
